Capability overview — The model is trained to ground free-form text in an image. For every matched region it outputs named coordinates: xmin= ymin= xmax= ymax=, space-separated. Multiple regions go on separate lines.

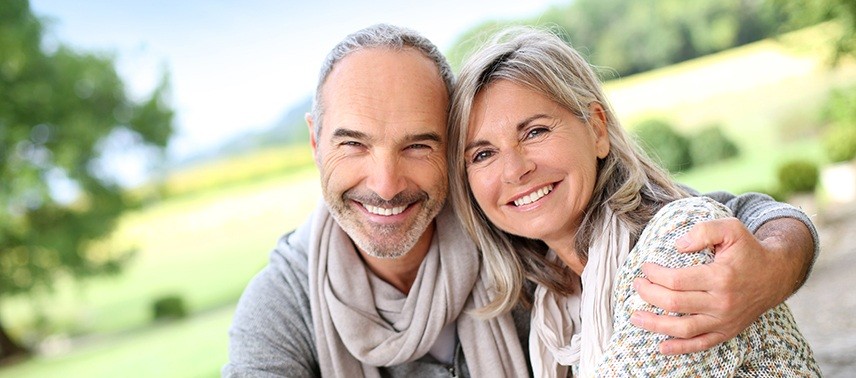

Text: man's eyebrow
xmin=405 ymin=132 xmax=442 ymax=144
xmin=331 ymin=128 xmax=441 ymax=145
xmin=331 ymin=128 xmax=371 ymax=141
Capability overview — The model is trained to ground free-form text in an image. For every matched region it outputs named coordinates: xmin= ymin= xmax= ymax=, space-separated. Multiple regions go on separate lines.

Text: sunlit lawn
xmin=1 ymin=25 xmax=855 ymax=377
xmin=605 ymin=24 xmax=856 ymax=194
xmin=1 ymin=166 xmax=320 ymax=377
xmin=5 ymin=165 xmax=321 ymax=334
xmin=1 ymin=305 xmax=234 ymax=378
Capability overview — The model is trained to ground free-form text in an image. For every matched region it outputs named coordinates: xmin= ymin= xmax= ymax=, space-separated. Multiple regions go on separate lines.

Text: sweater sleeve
xmin=700 ymin=190 xmax=819 ymax=283
xmin=223 ymin=230 xmax=319 ymax=377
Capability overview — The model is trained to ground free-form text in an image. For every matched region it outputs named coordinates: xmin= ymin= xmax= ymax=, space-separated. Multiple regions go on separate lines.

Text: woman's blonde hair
xmin=448 ymin=26 xmax=689 ymax=317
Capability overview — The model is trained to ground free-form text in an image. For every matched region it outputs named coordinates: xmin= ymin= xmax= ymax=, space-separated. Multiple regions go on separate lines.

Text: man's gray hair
xmin=310 ymin=23 xmax=455 ymax=138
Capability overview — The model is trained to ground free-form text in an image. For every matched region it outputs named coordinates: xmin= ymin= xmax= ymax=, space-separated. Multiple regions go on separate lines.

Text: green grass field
xmin=0 ymin=167 xmax=321 ymax=377
xmin=1 ymin=306 xmax=234 ymax=378
xmin=1 ymin=25 xmax=854 ymax=377
xmin=606 ymin=23 xmax=855 ymax=193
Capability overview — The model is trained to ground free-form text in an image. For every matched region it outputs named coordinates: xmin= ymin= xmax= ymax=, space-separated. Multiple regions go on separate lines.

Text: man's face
xmin=308 ymin=48 xmax=449 ymax=259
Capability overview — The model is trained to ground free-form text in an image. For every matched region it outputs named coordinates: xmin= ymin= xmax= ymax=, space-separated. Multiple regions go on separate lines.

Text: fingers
xmin=634 ymin=276 xmax=716 ymax=313
xmin=630 ymin=310 xmax=710 ymax=339
xmin=629 ymin=311 xmax=729 ymax=354
xmin=658 ymin=332 xmax=726 ymax=355
xmin=640 ymin=262 xmax=715 ymax=292
xmin=675 ymin=218 xmax=745 ymax=253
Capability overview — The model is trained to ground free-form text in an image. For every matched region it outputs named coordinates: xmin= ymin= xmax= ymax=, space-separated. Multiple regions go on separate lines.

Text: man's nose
xmin=365 ymin=152 xmax=407 ymax=201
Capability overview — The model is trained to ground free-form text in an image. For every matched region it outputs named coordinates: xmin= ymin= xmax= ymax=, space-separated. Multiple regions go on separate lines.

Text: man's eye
xmin=341 ymin=141 xmax=363 ymax=147
xmin=407 ymin=143 xmax=430 ymax=150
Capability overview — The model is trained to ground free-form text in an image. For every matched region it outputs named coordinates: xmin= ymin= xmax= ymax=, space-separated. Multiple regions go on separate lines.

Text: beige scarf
xmin=308 ymin=203 xmax=529 ymax=377
xmin=530 ymin=207 xmax=631 ymax=377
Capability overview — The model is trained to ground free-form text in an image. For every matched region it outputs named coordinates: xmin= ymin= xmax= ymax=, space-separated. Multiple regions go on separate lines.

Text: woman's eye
xmin=525 ymin=127 xmax=550 ymax=140
xmin=472 ymin=150 xmax=494 ymax=163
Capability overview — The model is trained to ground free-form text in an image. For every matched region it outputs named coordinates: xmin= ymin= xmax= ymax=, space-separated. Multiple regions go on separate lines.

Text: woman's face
xmin=464 ymin=80 xmax=610 ymax=246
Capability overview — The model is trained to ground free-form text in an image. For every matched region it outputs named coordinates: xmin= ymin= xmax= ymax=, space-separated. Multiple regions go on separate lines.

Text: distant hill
xmin=172 ymin=96 xmax=311 ymax=169
xmin=185 ymin=0 xmax=804 ymax=168
xmin=161 ymin=23 xmax=854 ymax=197
xmin=215 ymin=96 xmax=312 ymax=156
xmin=178 ymin=21 xmax=850 ymax=175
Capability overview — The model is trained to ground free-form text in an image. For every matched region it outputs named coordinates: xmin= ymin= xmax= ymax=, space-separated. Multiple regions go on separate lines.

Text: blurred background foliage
xmin=1 ymin=0 xmax=855 ymax=376
xmin=446 ymin=0 xmax=856 ymax=75
xmin=0 ymin=0 xmax=173 ymax=362
xmin=447 ymin=0 xmax=785 ymax=74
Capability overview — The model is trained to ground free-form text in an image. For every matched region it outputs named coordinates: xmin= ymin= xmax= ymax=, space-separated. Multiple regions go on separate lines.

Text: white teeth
xmin=364 ymin=204 xmax=407 ymax=216
xmin=513 ymin=184 xmax=554 ymax=207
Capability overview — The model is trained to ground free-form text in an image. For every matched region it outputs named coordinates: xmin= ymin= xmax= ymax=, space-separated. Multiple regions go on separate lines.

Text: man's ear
xmin=589 ymin=102 xmax=610 ymax=159
xmin=306 ymin=112 xmax=318 ymax=153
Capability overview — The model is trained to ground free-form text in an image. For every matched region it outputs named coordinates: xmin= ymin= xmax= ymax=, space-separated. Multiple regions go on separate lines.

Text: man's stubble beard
xmin=323 ymin=187 xmax=446 ymax=259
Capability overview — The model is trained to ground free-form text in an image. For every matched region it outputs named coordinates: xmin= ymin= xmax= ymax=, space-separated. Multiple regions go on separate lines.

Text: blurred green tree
xmin=446 ymin=0 xmax=783 ymax=77
xmin=772 ymin=0 xmax=856 ymax=61
xmin=563 ymin=0 xmax=782 ymax=75
xmin=445 ymin=20 xmax=518 ymax=72
xmin=0 ymin=0 xmax=174 ymax=361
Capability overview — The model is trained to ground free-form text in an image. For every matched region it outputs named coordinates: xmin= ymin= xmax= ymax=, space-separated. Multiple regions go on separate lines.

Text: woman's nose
xmin=500 ymin=149 xmax=535 ymax=184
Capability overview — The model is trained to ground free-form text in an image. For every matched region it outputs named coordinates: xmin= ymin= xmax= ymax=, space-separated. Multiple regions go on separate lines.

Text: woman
xmin=447 ymin=27 xmax=820 ymax=376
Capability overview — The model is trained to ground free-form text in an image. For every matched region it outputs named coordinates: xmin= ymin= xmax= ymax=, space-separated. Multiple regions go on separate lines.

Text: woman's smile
xmin=509 ymin=183 xmax=556 ymax=207
xmin=466 ymin=80 xmax=609 ymax=245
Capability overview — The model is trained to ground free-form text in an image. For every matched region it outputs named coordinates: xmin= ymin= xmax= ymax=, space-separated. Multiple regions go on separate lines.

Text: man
xmin=223 ymin=24 xmax=817 ymax=377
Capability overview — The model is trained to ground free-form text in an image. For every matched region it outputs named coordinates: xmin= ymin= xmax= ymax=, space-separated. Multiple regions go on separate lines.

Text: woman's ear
xmin=589 ymin=102 xmax=610 ymax=159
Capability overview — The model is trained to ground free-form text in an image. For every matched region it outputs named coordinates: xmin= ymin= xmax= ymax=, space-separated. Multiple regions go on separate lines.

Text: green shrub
xmin=633 ymin=118 xmax=692 ymax=173
xmin=823 ymin=86 xmax=856 ymax=126
xmin=776 ymin=108 xmax=824 ymax=142
xmin=823 ymin=125 xmax=856 ymax=163
xmin=741 ymin=187 xmax=788 ymax=202
xmin=152 ymin=295 xmax=188 ymax=321
xmin=776 ymin=160 xmax=819 ymax=194
xmin=689 ymin=125 xmax=740 ymax=166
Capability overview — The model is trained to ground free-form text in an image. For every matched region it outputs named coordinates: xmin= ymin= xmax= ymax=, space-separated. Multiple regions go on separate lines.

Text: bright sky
xmin=29 ymin=0 xmax=567 ymax=165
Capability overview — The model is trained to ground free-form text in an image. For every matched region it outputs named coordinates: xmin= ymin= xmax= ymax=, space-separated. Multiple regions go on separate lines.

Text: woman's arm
xmin=630 ymin=191 xmax=816 ymax=355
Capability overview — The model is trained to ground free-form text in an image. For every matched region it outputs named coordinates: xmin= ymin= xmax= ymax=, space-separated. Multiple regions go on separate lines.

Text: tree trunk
xmin=0 ymin=317 xmax=29 ymax=365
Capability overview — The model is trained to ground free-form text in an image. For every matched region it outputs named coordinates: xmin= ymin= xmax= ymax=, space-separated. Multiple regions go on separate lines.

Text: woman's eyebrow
xmin=464 ymin=114 xmax=551 ymax=152
xmin=516 ymin=114 xmax=550 ymax=131
xmin=465 ymin=139 xmax=491 ymax=153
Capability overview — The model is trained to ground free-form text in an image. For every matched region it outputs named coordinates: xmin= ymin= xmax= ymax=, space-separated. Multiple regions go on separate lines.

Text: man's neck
xmin=358 ymin=222 xmax=435 ymax=295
